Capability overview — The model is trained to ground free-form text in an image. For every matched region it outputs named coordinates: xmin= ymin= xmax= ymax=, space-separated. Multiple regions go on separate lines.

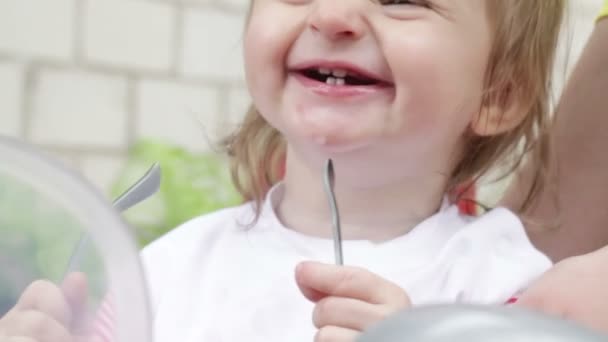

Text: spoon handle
xmin=62 ymin=163 xmax=162 ymax=278
xmin=324 ymin=159 xmax=343 ymax=266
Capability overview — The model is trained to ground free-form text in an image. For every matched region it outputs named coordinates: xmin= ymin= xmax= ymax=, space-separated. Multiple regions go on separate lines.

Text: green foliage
xmin=111 ymin=139 xmax=243 ymax=247
xmin=0 ymin=139 xmax=241 ymax=315
xmin=0 ymin=172 xmax=104 ymax=315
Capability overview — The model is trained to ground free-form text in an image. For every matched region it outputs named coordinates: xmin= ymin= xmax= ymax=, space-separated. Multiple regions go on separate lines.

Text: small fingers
xmin=296 ymin=262 xmax=411 ymax=305
xmin=313 ymin=297 xmax=394 ymax=331
xmin=16 ymin=281 xmax=72 ymax=327
xmin=314 ymin=326 xmax=359 ymax=342
xmin=8 ymin=310 xmax=73 ymax=342
xmin=3 ymin=337 xmax=38 ymax=342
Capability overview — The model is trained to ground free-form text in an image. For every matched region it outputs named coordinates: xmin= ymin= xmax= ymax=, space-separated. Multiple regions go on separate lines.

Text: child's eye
xmin=378 ymin=0 xmax=429 ymax=7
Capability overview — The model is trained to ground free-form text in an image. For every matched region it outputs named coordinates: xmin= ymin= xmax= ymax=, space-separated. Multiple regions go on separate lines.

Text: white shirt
xmin=141 ymin=184 xmax=551 ymax=342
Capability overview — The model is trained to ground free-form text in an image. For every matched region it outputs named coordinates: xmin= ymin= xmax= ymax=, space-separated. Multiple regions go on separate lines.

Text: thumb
xmin=295 ymin=262 xmax=329 ymax=303
xmin=61 ymin=272 xmax=89 ymax=332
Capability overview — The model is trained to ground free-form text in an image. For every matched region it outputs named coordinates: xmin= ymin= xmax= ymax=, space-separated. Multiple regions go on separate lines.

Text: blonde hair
xmin=223 ymin=0 xmax=566 ymax=217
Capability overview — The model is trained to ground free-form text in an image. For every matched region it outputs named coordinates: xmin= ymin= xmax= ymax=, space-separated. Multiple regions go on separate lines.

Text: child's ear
xmin=471 ymin=85 xmax=528 ymax=136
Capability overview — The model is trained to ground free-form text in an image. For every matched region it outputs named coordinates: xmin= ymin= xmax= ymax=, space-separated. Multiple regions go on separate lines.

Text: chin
xmin=315 ymin=137 xmax=374 ymax=155
xmin=290 ymin=138 xmax=379 ymax=171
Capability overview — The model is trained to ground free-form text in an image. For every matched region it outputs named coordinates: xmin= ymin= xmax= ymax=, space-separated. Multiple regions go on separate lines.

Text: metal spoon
xmin=323 ymin=159 xmax=343 ymax=265
xmin=63 ymin=163 xmax=162 ymax=278
xmin=112 ymin=162 xmax=162 ymax=212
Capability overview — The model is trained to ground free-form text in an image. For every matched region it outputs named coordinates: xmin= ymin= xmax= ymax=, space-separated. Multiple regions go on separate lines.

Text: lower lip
xmin=291 ymin=72 xmax=393 ymax=98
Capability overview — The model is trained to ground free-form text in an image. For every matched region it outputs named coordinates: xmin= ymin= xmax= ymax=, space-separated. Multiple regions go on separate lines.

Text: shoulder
xmin=142 ymin=203 xmax=254 ymax=259
xmin=448 ymin=207 xmax=535 ymax=246
xmin=436 ymin=207 xmax=552 ymax=303
xmin=442 ymin=206 xmax=550 ymax=265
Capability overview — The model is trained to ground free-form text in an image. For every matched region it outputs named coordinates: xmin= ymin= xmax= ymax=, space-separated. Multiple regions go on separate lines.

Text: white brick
xmin=223 ymin=0 xmax=250 ymax=11
xmin=135 ymin=79 xmax=220 ymax=151
xmin=181 ymin=8 xmax=245 ymax=80
xmin=0 ymin=62 xmax=23 ymax=137
xmin=81 ymin=154 xmax=126 ymax=195
xmin=181 ymin=0 xmax=212 ymax=4
xmin=84 ymin=0 xmax=174 ymax=72
xmin=184 ymin=0 xmax=248 ymax=11
xmin=565 ymin=0 xmax=603 ymax=61
xmin=30 ymin=68 xmax=128 ymax=148
xmin=553 ymin=0 xmax=604 ymax=97
xmin=0 ymin=0 xmax=74 ymax=60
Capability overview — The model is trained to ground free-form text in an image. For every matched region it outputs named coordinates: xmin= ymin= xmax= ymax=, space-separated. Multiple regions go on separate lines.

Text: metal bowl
xmin=359 ymin=304 xmax=606 ymax=342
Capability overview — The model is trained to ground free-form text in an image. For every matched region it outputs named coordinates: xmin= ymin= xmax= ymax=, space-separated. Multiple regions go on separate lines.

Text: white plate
xmin=0 ymin=136 xmax=151 ymax=342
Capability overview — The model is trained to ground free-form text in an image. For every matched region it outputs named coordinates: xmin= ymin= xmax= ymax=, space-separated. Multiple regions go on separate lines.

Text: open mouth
xmin=298 ymin=67 xmax=385 ymax=86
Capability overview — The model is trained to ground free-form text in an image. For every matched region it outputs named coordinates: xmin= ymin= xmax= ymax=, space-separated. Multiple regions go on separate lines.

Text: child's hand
xmin=0 ymin=273 xmax=95 ymax=342
xmin=295 ymin=262 xmax=411 ymax=342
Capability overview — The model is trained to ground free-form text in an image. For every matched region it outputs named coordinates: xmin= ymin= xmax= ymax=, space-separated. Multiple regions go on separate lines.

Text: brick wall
xmin=0 ymin=0 xmax=250 ymax=193
xmin=0 ymin=0 xmax=603 ymax=194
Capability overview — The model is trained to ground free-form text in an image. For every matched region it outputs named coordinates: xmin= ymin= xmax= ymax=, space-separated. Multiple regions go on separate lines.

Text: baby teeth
xmin=326 ymin=77 xmax=346 ymax=86
xmin=318 ymin=68 xmax=349 ymax=78
xmin=332 ymin=69 xmax=348 ymax=78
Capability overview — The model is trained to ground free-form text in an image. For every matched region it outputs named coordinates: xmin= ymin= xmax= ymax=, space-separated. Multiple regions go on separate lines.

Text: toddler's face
xmin=245 ymin=0 xmax=493 ymax=177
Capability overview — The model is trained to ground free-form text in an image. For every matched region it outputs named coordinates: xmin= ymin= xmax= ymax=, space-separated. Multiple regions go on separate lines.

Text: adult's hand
xmin=0 ymin=273 xmax=96 ymax=342
xmin=517 ymin=246 xmax=608 ymax=334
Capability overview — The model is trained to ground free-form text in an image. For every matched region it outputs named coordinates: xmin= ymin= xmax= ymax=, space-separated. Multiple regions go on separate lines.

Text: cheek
xmin=244 ymin=15 xmax=281 ymax=88
xmin=244 ymin=19 xmax=284 ymax=122
xmin=384 ymin=31 xmax=488 ymax=137
xmin=244 ymin=25 xmax=268 ymax=99
xmin=244 ymin=5 xmax=302 ymax=125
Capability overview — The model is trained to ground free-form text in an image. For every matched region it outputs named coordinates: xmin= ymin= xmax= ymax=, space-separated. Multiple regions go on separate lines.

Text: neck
xmin=276 ymin=147 xmax=448 ymax=242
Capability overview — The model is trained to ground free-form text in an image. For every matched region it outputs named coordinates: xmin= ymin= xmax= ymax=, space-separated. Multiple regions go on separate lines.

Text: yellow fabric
xmin=599 ymin=0 xmax=608 ymax=21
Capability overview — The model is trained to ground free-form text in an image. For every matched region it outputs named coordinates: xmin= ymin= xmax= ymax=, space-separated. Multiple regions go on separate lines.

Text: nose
xmin=308 ymin=0 xmax=366 ymax=41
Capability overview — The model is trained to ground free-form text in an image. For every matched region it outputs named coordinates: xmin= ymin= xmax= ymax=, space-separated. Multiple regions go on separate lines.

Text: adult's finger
xmin=61 ymin=273 xmax=88 ymax=313
xmin=15 ymin=281 xmax=71 ymax=327
xmin=61 ymin=273 xmax=89 ymax=333
xmin=516 ymin=254 xmax=608 ymax=334
xmin=7 ymin=309 xmax=73 ymax=342
xmin=3 ymin=337 xmax=38 ymax=342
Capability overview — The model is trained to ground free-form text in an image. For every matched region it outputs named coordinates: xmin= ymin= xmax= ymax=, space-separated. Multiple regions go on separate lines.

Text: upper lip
xmin=289 ymin=60 xmax=393 ymax=85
